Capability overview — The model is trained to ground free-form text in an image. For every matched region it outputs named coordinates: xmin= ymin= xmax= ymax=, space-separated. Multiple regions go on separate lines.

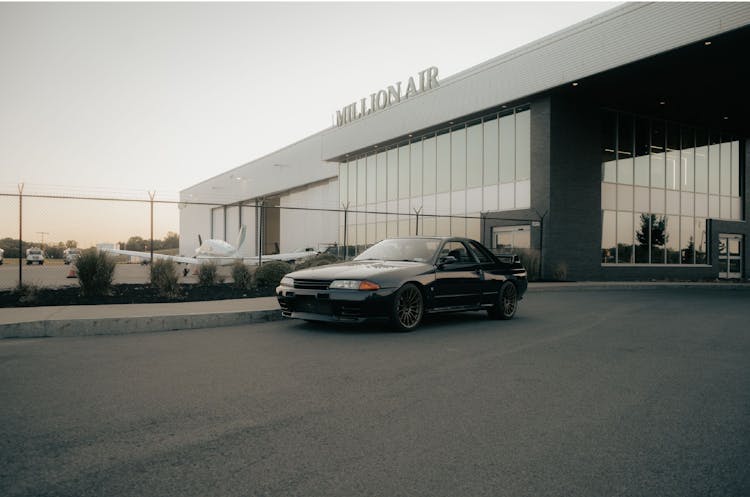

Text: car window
xmin=439 ymin=241 xmax=474 ymax=263
xmin=468 ymin=241 xmax=494 ymax=263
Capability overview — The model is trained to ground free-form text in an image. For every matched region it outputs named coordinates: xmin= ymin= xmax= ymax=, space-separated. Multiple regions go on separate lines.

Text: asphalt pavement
xmin=1 ymin=287 xmax=748 ymax=497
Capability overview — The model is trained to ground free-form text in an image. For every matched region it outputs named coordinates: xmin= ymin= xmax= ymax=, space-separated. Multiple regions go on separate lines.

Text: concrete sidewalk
xmin=1 ymin=282 xmax=747 ymax=339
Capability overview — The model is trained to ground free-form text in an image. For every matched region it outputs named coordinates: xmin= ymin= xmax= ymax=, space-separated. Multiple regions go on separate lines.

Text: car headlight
xmin=280 ymin=276 xmax=294 ymax=287
xmin=329 ymin=280 xmax=380 ymax=291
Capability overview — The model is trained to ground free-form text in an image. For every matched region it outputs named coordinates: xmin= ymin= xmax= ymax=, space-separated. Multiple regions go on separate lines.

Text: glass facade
xmin=601 ymin=110 xmax=743 ymax=265
xmin=339 ymin=106 xmax=531 ymax=249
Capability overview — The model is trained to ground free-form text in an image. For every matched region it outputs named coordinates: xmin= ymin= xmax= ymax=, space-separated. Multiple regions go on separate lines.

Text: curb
xmin=527 ymin=282 xmax=750 ymax=292
xmin=0 ymin=309 xmax=284 ymax=339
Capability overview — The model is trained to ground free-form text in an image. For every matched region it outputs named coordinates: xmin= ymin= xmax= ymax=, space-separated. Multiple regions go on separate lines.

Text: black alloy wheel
xmin=391 ymin=283 xmax=424 ymax=331
xmin=489 ymin=281 xmax=518 ymax=320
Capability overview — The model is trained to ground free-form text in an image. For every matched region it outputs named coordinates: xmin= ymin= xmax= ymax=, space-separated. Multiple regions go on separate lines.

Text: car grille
xmin=293 ymin=279 xmax=332 ymax=290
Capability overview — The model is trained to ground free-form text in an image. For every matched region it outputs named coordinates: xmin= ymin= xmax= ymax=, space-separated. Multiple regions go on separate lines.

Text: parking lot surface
xmin=1 ymin=288 xmax=748 ymax=497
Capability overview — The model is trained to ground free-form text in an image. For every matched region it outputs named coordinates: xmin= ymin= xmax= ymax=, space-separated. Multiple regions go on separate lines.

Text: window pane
xmin=376 ymin=151 xmax=387 ymax=202
xmin=708 ymin=134 xmax=720 ymax=194
xmin=634 ymin=212 xmax=650 ymax=263
xmin=602 ymin=111 xmax=617 ymax=182
xmin=339 ymin=163 xmax=348 ymax=205
xmin=651 ymin=121 xmax=665 ymax=188
xmin=666 ymin=215 xmax=680 ymax=264
xmin=617 ymin=211 xmax=633 ymax=263
xmin=618 ymin=114 xmax=634 ymax=184
xmin=602 ymin=183 xmax=616 ymax=210
xmin=499 ymin=114 xmax=515 ymax=183
xmin=515 ymin=110 xmax=531 ymax=181
xmin=681 ymin=126 xmax=694 ymax=192
xmin=423 ymin=135 xmax=436 ymax=195
xmin=410 ymin=140 xmax=422 ymax=199
xmin=634 ymin=186 xmax=649 ymax=211
xmin=357 ymin=158 xmax=366 ymax=206
xmin=387 ymin=148 xmax=398 ymax=201
xmin=483 ymin=118 xmax=499 ymax=185
xmin=602 ymin=210 xmax=616 ymax=263
xmin=398 ymin=144 xmax=410 ymax=199
xmin=650 ymin=214 xmax=666 ymax=264
xmin=695 ymin=129 xmax=708 ymax=193
xmin=348 ymin=161 xmax=357 ymax=206
xmin=617 ymin=185 xmax=633 ymax=211
xmin=666 ymin=123 xmax=679 ymax=190
xmin=681 ymin=215 xmax=694 ymax=264
xmin=695 ymin=218 xmax=707 ymax=264
xmin=731 ymin=140 xmax=740 ymax=197
xmin=720 ymin=141 xmax=731 ymax=196
xmin=367 ymin=155 xmax=377 ymax=206
xmin=436 ymin=131 xmax=450 ymax=193
xmin=451 ymin=126 xmax=466 ymax=191
xmin=467 ymin=122 xmax=483 ymax=188
xmin=634 ymin=117 xmax=650 ymax=187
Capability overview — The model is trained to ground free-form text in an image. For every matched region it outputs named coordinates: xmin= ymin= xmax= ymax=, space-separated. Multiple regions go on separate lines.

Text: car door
xmin=432 ymin=241 xmax=482 ymax=309
xmin=467 ymin=239 xmax=505 ymax=306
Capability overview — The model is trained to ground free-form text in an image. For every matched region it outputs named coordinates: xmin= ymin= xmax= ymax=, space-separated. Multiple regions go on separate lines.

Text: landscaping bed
xmin=0 ymin=283 xmax=277 ymax=308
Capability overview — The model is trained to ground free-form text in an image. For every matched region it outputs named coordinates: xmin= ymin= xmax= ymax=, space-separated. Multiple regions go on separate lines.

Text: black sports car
xmin=276 ymin=237 xmax=527 ymax=331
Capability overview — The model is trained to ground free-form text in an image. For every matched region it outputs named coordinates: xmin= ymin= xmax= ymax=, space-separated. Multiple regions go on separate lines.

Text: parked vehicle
xmin=63 ymin=248 xmax=81 ymax=265
xmin=0 ymin=247 xmax=4 ymax=265
xmin=277 ymin=237 xmax=528 ymax=331
xmin=26 ymin=247 xmax=45 ymax=265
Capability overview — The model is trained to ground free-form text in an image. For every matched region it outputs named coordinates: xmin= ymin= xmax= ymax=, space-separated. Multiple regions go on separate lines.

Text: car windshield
xmin=354 ymin=238 xmax=441 ymax=263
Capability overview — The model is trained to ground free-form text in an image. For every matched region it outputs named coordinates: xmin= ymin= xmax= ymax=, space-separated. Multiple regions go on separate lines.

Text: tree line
xmin=0 ymin=232 xmax=179 ymax=259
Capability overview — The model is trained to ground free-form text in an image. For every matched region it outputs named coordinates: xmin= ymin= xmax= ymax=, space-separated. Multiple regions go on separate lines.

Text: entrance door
xmin=718 ymin=234 xmax=743 ymax=279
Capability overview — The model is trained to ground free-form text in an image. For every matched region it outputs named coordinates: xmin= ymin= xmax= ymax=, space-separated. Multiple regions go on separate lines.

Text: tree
xmin=636 ymin=214 xmax=667 ymax=248
xmin=65 ymin=240 xmax=78 ymax=248
xmin=125 ymin=236 xmax=146 ymax=251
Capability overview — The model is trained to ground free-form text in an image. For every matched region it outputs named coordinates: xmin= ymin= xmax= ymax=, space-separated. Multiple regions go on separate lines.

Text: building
xmin=180 ymin=2 xmax=750 ymax=280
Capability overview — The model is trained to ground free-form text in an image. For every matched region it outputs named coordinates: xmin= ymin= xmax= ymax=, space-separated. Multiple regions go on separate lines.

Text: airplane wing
xmin=241 ymin=251 xmax=319 ymax=265
xmin=101 ymin=248 xmax=200 ymax=265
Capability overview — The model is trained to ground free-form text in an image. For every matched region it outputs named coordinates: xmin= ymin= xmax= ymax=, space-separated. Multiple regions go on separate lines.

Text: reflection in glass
xmin=357 ymin=158 xmax=366 ymax=206
xmin=720 ymin=142 xmax=731 ymax=196
xmin=436 ymin=132 xmax=450 ymax=193
xmin=367 ymin=155 xmax=377 ymax=206
xmin=451 ymin=126 xmax=466 ymax=191
xmin=398 ymin=144 xmax=410 ymax=200
xmin=681 ymin=126 xmax=694 ymax=192
xmin=423 ymin=136 xmax=436 ymax=196
xmin=695 ymin=218 xmax=707 ymax=264
xmin=634 ymin=212 xmax=649 ymax=263
xmin=483 ymin=118 xmax=499 ymax=186
xmin=387 ymin=148 xmax=398 ymax=201
xmin=467 ymin=122 xmax=483 ymax=188
xmin=666 ymin=215 xmax=680 ymax=264
xmin=649 ymin=214 xmax=666 ymax=264
xmin=376 ymin=151 xmax=387 ymax=203
xmin=602 ymin=210 xmax=616 ymax=263
xmin=617 ymin=211 xmax=633 ymax=263
xmin=499 ymin=114 xmax=515 ymax=183
xmin=680 ymin=215 xmax=694 ymax=264
xmin=516 ymin=110 xmax=531 ymax=181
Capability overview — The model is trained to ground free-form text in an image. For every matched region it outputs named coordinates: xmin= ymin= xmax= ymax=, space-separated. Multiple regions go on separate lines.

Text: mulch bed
xmin=0 ymin=284 xmax=277 ymax=308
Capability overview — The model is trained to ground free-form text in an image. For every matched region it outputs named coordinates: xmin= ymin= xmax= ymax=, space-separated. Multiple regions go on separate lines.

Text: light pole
xmin=18 ymin=183 xmax=23 ymax=287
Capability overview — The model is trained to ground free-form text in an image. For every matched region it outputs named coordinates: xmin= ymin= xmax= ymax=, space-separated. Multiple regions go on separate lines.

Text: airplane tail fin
xmin=235 ymin=225 xmax=248 ymax=255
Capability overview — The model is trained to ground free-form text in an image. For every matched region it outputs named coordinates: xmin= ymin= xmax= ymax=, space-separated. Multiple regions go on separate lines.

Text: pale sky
xmin=0 ymin=1 xmax=619 ymax=247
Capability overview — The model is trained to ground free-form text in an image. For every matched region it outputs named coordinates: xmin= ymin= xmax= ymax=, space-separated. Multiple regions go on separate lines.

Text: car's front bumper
xmin=276 ymin=285 xmax=398 ymax=323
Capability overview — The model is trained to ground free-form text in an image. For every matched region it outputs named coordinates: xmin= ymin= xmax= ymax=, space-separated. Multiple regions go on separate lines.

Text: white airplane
xmin=101 ymin=225 xmax=319 ymax=266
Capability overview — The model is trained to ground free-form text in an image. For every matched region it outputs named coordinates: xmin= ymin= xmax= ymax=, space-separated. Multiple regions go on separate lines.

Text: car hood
xmin=289 ymin=260 xmax=432 ymax=283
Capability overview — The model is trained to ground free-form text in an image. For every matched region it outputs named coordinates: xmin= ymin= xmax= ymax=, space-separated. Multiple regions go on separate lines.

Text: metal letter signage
xmin=335 ymin=66 xmax=439 ymax=127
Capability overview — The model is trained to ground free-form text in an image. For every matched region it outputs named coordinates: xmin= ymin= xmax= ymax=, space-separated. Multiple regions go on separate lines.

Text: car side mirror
xmin=437 ymin=255 xmax=457 ymax=268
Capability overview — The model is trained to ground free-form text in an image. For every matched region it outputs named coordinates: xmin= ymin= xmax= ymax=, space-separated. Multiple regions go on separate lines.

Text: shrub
xmin=294 ymin=253 xmax=342 ymax=270
xmin=254 ymin=260 xmax=293 ymax=288
xmin=231 ymin=261 xmax=253 ymax=290
xmin=76 ymin=249 xmax=116 ymax=297
xmin=150 ymin=259 xmax=180 ymax=297
xmin=13 ymin=282 xmax=40 ymax=304
xmin=197 ymin=261 xmax=219 ymax=286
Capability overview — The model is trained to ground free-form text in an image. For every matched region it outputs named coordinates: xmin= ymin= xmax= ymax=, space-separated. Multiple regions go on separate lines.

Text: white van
xmin=26 ymin=247 xmax=45 ymax=265
xmin=0 ymin=247 xmax=4 ymax=265
xmin=63 ymin=248 xmax=81 ymax=265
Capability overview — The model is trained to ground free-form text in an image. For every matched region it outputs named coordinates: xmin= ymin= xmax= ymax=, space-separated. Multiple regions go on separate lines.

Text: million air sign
xmin=335 ymin=66 xmax=439 ymax=127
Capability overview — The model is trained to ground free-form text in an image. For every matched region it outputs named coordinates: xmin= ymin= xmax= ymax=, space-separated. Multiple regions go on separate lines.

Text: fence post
xmin=413 ymin=206 xmax=422 ymax=236
xmin=148 ymin=191 xmax=155 ymax=263
xmin=342 ymin=202 xmax=349 ymax=259
xmin=18 ymin=183 xmax=24 ymax=288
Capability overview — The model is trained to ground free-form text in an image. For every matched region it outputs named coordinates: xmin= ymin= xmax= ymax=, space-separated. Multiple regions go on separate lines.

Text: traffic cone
xmin=67 ymin=267 xmax=77 ymax=278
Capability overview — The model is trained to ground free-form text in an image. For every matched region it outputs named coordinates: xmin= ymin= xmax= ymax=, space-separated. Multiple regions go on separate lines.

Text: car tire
xmin=390 ymin=283 xmax=424 ymax=332
xmin=488 ymin=281 xmax=518 ymax=320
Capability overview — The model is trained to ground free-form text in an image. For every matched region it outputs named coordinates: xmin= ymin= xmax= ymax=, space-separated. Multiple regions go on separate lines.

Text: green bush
xmin=13 ymin=282 xmax=40 ymax=304
xmin=254 ymin=260 xmax=293 ymax=288
xmin=76 ymin=249 xmax=116 ymax=297
xmin=231 ymin=261 xmax=253 ymax=290
xmin=294 ymin=253 xmax=342 ymax=270
xmin=197 ymin=261 xmax=219 ymax=286
xmin=150 ymin=259 xmax=180 ymax=297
